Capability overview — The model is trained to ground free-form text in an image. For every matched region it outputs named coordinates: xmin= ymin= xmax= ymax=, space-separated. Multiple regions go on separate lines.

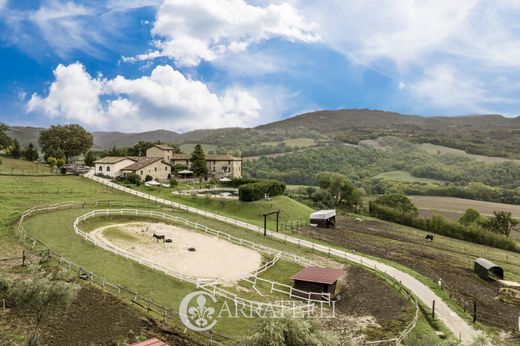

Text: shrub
xmin=125 ymin=173 xmax=141 ymax=186
xmin=228 ymin=177 xmax=259 ymax=188
xmin=239 ymin=180 xmax=286 ymax=202
xmin=144 ymin=175 xmax=153 ymax=182
xmin=170 ymin=177 xmax=178 ymax=187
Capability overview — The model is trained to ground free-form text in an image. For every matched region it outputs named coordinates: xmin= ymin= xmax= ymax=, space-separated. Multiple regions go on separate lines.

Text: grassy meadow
xmin=374 ymin=170 xmax=443 ymax=183
xmin=133 ymin=185 xmax=314 ymax=230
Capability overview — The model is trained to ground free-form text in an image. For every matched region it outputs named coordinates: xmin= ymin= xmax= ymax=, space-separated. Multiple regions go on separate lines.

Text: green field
xmin=419 ymin=143 xmax=520 ymax=164
xmin=374 ymin=170 xmax=443 ymax=183
xmin=179 ymin=143 xmax=218 ymax=154
xmin=133 ymin=185 xmax=314 ymax=230
xmin=0 ymin=156 xmax=54 ymax=175
xmin=261 ymin=138 xmax=316 ymax=148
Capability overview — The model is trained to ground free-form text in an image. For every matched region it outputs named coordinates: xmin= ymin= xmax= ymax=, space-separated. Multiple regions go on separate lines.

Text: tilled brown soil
xmin=1 ymin=285 xmax=200 ymax=346
xmin=329 ymin=265 xmax=410 ymax=342
xmin=296 ymin=218 xmax=519 ymax=332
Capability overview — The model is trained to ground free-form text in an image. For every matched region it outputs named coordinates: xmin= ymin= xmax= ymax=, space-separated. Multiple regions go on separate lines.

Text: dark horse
xmin=153 ymin=233 xmax=165 ymax=243
xmin=425 ymin=234 xmax=434 ymax=241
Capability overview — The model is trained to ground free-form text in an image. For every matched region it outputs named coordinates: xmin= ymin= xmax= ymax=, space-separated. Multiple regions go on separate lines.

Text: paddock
xmin=89 ymin=222 xmax=262 ymax=284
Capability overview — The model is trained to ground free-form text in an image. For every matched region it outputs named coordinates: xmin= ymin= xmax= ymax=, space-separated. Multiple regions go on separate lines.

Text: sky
xmin=0 ymin=0 xmax=519 ymax=132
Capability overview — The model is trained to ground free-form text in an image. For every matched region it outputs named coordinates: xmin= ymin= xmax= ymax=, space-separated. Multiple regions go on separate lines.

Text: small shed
xmin=310 ymin=210 xmax=336 ymax=228
xmin=291 ymin=266 xmax=343 ymax=299
xmin=474 ymin=258 xmax=504 ymax=280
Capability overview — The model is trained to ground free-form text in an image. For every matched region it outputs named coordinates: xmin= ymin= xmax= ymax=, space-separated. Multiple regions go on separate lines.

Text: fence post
xmin=432 ymin=300 xmax=435 ymax=319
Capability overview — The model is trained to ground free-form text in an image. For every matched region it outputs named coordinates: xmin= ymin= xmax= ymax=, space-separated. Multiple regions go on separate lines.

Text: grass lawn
xmin=132 ymin=185 xmax=314 ymax=230
xmin=0 ymin=156 xmax=55 ymax=175
xmin=374 ymin=170 xmax=442 ymax=183
xmin=419 ymin=143 xmax=520 ymax=164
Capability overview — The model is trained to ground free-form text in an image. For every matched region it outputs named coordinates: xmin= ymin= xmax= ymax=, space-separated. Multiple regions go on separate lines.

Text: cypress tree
xmin=190 ymin=144 xmax=208 ymax=177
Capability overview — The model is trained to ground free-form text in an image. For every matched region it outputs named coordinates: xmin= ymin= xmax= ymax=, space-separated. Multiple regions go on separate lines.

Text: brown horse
xmin=153 ymin=233 xmax=165 ymax=243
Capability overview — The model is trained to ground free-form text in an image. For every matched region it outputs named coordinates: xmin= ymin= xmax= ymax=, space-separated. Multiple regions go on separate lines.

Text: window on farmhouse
xmin=106 ymin=167 xmax=110 ymax=172
xmin=99 ymin=166 xmax=103 ymax=171
xmin=155 ymin=167 xmax=157 ymax=172
xmin=140 ymin=170 xmax=143 ymax=175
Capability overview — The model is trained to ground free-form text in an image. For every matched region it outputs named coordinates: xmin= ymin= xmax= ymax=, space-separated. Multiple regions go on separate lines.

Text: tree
xmin=56 ymin=158 xmax=65 ymax=167
xmin=9 ymin=138 xmax=22 ymax=159
xmin=190 ymin=144 xmax=208 ymax=177
xmin=23 ymin=143 xmax=39 ymax=161
xmin=39 ymin=124 xmax=93 ymax=161
xmin=0 ymin=122 xmax=12 ymax=151
xmin=47 ymin=157 xmax=57 ymax=171
xmin=482 ymin=211 xmax=519 ymax=237
xmin=7 ymin=267 xmax=79 ymax=344
xmin=240 ymin=318 xmax=338 ymax=346
xmin=317 ymin=172 xmax=362 ymax=210
xmin=84 ymin=151 xmax=96 ymax=167
xmin=374 ymin=193 xmax=418 ymax=216
xmin=459 ymin=208 xmax=481 ymax=226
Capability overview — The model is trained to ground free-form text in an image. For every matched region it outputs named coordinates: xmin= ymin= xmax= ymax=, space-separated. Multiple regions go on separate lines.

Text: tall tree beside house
xmin=0 ymin=122 xmax=12 ymax=151
xmin=9 ymin=138 xmax=22 ymax=159
xmin=190 ymin=144 xmax=208 ymax=177
xmin=39 ymin=124 xmax=93 ymax=162
xmin=84 ymin=151 xmax=96 ymax=167
xmin=23 ymin=143 xmax=39 ymax=161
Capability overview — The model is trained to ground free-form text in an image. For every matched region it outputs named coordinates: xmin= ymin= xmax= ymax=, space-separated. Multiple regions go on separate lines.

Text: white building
xmin=94 ymin=157 xmax=137 ymax=178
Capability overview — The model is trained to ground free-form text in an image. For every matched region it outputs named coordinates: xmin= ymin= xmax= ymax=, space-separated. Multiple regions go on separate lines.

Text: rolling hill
xmin=6 ymin=109 xmax=520 ymax=157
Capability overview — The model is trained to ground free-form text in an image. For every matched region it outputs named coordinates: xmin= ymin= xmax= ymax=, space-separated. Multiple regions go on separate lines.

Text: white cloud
xmin=27 ymin=63 xmax=263 ymax=132
xmin=27 ymin=63 xmax=104 ymax=125
xmin=291 ymin=0 xmax=520 ymax=113
xmin=409 ymin=64 xmax=518 ymax=113
xmin=129 ymin=0 xmax=320 ymax=66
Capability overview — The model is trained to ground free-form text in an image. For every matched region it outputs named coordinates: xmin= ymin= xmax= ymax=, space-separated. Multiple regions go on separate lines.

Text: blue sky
xmin=0 ymin=0 xmax=519 ymax=132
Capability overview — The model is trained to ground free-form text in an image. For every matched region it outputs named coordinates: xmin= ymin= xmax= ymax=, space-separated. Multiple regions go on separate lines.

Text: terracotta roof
xmin=121 ymin=157 xmax=169 ymax=171
xmin=151 ymin=144 xmax=174 ymax=150
xmin=171 ymin=153 xmax=241 ymax=161
xmin=291 ymin=267 xmax=343 ymax=285
xmin=130 ymin=338 xmax=169 ymax=346
xmin=94 ymin=156 xmax=136 ymax=164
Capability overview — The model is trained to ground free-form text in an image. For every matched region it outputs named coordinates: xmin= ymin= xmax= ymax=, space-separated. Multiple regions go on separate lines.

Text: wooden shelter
xmin=291 ymin=266 xmax=343 ymax=298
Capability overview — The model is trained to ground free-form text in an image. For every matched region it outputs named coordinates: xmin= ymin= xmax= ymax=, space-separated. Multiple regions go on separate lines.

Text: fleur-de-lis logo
xmin=188 ymin=294 xmax=215 ymax=328
xmin=180 ymin=291 xmax=218 ymax=331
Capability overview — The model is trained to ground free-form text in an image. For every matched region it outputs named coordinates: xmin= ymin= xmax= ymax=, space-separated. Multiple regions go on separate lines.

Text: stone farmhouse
xmin=94 ymin=144 xmax=242 ymax=181
xmin=94 ymin=156 xmax=171 ymax=180
xmin=146 ymin=144 xmax=242 ymax=178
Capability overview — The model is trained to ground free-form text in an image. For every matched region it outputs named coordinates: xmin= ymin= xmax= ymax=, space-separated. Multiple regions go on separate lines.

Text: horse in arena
xmin=153 ymin=233 xmax=166 ymax=243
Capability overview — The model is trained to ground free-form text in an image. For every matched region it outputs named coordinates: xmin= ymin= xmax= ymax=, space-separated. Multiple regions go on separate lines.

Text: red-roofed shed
xmin=291 ymin=267 xmax=343 ymax=298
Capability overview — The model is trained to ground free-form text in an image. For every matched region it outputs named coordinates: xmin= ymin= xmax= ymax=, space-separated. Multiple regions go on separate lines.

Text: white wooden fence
xmin=20 ymin=183 xmax=421 ymax=344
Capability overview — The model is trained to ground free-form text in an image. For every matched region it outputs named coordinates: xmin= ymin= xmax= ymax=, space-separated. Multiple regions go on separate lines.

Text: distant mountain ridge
xmin=6 ymin=110 xmax=520 ymax=156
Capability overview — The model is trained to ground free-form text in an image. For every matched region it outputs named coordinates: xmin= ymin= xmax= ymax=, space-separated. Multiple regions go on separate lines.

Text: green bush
xmin=239 ymin=180 xmax=286 ymax=201
xmin=228 ymin=177 xmax=259 ymax=188
xmin=125 ymin=173 xmax=141 ymax=186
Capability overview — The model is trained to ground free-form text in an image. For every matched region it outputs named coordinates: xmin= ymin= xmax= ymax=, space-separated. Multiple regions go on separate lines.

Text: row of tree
xmin=369 ymin=193 xmax=519 ymax=251
xmin=0 ymin=122 xmax=94 ymax=164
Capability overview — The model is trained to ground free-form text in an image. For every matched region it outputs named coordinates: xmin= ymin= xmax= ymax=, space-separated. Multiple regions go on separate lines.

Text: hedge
xmin=226 ymin=177 xmax=259 ymax=188
xmin=238 ymin=180 xmax=286 ymax=202
xmin=369 ymin=202 xmax=519 ymax=252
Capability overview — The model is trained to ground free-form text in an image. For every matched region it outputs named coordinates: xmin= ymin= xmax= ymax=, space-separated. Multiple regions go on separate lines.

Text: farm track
xmin=296 ymin=219 xmax=520 ymax=331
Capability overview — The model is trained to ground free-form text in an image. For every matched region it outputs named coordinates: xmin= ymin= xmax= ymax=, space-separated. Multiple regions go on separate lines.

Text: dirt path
xmin=86 ymin=172 xmax=479 ymax=344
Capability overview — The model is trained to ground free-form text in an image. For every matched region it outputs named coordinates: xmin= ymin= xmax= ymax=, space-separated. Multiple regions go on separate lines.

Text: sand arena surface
xmin=89 ymin=222 xmax=262 ymax=283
